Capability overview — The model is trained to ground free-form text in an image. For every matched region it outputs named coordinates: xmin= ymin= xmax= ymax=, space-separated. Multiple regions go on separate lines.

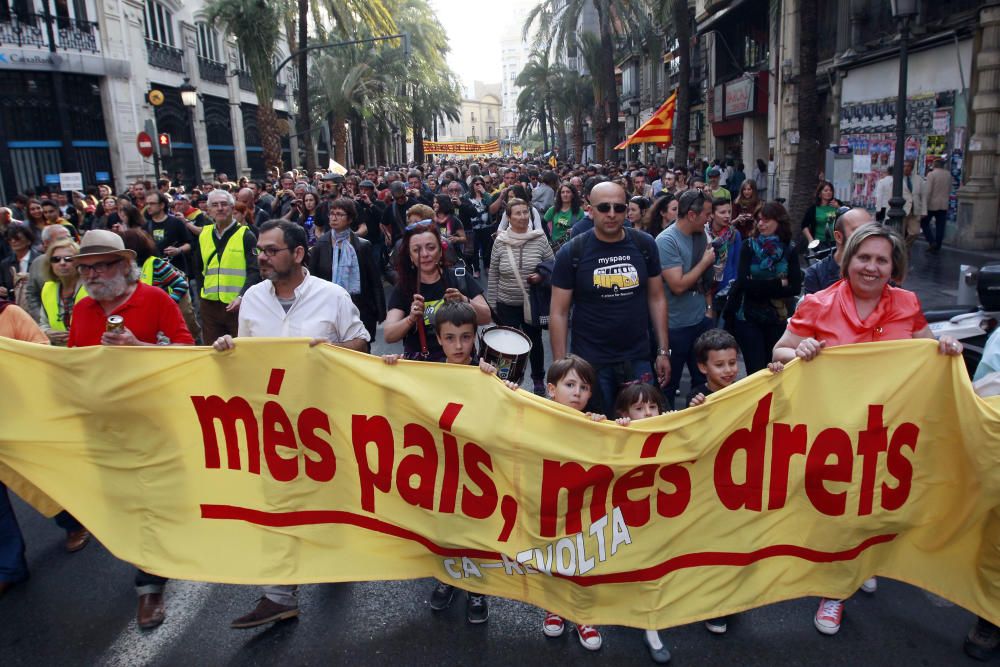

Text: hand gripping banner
xmin=1 ymin=338 xmax=998 ymax=629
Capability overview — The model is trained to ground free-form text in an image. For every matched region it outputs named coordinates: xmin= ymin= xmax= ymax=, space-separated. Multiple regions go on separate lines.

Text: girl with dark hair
xmin=801 ymin=180 xmax=841 ymax=247
xmin=25 ymin=199 xmax=46 ymax=236
xmin=383 ymin=221 xmax=490 ymax=361
xmin=724 ymin=201 xmax=802 ymax=373
xmin=283 ymin=187 xmax=322 ymax=245
xmin=644 ymin=193 xmax=677 ymax=239
xmin=628 ymin=195 xmax=652 ymax=229
xmin=732 ymin=180 xmax=763 ymax=237
xmin=543 ymin=183 xmax=584 ymax=246
xmin=0 ymin=224 xmax=40 ymax=304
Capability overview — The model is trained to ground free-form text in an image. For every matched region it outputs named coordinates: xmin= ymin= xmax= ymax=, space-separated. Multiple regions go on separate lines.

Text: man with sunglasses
xmin=802 ymin=207 xmax=872 ymax=295
xmin=67 ymin=229 xmax=194 ymax=630
xmin=550 ymin=181 xmax=671 ymax=416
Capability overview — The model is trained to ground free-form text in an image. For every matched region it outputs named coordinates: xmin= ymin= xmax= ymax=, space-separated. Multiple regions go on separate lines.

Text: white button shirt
xmin=237 ymin=269 xmax=370 ymax=343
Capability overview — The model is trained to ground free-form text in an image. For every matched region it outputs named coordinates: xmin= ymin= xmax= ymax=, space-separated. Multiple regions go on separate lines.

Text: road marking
xmin=99 ymin=580 xmax=213 ymax=667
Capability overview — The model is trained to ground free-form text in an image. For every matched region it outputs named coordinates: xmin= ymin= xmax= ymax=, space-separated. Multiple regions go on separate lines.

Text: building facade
xmin=0 ymin=0 xmax=295 ymax=199
xmin=437 ymin=81 xmax=502 ymax=144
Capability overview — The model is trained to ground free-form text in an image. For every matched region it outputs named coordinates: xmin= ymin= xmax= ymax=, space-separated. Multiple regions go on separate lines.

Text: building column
xmin=956 ymin=2 xmax=1000 ymax=250
xmin=225 ymin=44 xmax=250 ymax=178
xmin=180 ymin=22 xmax=213 ymax=183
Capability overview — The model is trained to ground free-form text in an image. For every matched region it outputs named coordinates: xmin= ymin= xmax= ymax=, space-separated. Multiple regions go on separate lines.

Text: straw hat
xmin=74 ymin=229 xmax=136 ymax=261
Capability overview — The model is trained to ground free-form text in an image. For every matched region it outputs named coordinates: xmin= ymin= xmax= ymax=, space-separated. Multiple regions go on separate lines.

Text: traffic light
xmin=157 ymin=132 xmax=172 ymax=157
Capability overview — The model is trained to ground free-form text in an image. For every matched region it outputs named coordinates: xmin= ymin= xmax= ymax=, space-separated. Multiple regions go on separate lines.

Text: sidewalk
xmin=904 ymin=239 xmax=1000 ymax=310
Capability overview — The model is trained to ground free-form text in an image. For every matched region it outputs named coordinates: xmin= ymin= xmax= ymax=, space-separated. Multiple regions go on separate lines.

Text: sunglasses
xmin=594 ymin=202 xmax=628 ymax=214
xmin=405 ymin=219 xmax=435 ymax=232
xmin=51 ymin=256 xmax=75 ymax=264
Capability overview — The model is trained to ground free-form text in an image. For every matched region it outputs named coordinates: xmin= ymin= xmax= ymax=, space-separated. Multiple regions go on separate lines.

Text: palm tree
xmin=206 ymin=0 xmax=287 ymax=172
xmin=551 ymin=66 xmax=593 ymax=162
xmin=645 ymin=0 xmax=692 ymax=167
xmin=524 ymin=0 xmax=646 ymax=160
xmin=786 ymin=0 xmax=820 ymax=228
xmin=515 ymin=88 xmax=548 ymax=152
xmin=515 ymin=51 xmax=557 ymax=153
xmin=293 ymin=0 xmax=394 ymax=171
xmin=578 ymin=32 xmax=611 ymax=162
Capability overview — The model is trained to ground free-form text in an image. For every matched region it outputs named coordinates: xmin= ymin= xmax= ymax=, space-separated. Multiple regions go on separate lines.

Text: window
xmin=237 ymin=49 xmax=249 ymax=72
xmin=144 ymin=0 xmax=175 ymax=46
xmin=197 ymin=22 xmax=220 ymax=62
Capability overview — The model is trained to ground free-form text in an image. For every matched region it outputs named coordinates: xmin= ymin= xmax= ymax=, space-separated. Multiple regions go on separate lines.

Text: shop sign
xmin=724 ymin=77 xmax=755 ymax=117
xmin=712 ymin=86 xmax=724 ymax=123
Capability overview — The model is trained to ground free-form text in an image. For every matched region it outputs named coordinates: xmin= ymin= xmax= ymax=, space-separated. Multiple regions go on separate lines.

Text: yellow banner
xmin=1 ymin=338 xmax=999 ymax=629
xmin=424 ymin=140 xmax=500 ymax=155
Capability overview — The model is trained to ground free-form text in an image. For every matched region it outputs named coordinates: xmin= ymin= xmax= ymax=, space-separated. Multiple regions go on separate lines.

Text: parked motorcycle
xmin=926 ymin=263 xmax=1000 ymax=378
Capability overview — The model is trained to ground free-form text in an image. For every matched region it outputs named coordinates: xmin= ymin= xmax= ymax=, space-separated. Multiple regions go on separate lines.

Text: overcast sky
xmin=429 ymin=0 xmax=504 ymax=90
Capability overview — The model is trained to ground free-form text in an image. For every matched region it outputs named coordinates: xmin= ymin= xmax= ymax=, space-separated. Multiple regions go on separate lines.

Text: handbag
xmin=503 ymin=242 xmax=533 ymax=325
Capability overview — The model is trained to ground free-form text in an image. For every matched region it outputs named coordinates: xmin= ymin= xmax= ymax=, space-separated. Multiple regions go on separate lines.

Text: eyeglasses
xmin=256 ymin=246 xmax=291 ymax=257
xmin=329 ymin=211 xmax=348 ymax=218
xmin=405 ymin=219 xmax=434 ymax=232
xmin=594 ymin=202 xmax=628 ymax=214
xmin=51 ymin=256 xmax=75 ymax=264
xmin=77 ymin=259 xmax=122 ymax=275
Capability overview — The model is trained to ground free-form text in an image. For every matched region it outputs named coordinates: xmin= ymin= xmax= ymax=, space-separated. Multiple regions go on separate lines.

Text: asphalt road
xmin=2 ymin=249 xmax=996 ymax=665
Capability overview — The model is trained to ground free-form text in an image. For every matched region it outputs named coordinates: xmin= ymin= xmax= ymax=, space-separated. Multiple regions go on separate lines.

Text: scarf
xmin=496 ymin=227 xmax=545 ymax=248
xmin=706 ymin=221 xmax=738 ymax=288
xmin=749 ymin=234 xmax=788 ymax=278
xmin=331 ymin=230 xmax=361 ymax=295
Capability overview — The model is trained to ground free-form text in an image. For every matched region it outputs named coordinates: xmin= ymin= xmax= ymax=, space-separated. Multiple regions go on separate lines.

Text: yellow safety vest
xmin=200 ymin=224 xmax=247 ymax=304
xmin=141 ymin=256 xmax=156 ymax=286
xmin=41 ymin=281 xmax=88 ymax=332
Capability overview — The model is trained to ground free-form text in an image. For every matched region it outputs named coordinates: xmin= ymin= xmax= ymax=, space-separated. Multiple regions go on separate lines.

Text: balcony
xmin=146 ymin=39 xmax=184 ymax=73
xmin=198 ymin=56 xmax=227 ymax=85
xmin=237 ymin=70 xmax=254 ymax=92
xmin=0 ymin=12 xmax=100 ymax=53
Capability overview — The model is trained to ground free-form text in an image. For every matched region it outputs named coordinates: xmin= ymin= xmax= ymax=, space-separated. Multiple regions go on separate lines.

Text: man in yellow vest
xmin=196 ymin=190 xmax=260 ymax=343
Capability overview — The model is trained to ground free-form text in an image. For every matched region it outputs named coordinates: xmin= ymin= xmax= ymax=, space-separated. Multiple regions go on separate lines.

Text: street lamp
xmin=179 ymin=78 xmax=202 ymax=189
xmin=886 ymin=0 xmax=919 ymax=233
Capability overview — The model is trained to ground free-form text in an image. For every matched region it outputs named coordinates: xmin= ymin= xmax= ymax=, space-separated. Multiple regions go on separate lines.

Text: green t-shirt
xmin=814 ymin=205 xmax=836 ymax=242
xmin=544 ymin=207 xmax=580 ymax=243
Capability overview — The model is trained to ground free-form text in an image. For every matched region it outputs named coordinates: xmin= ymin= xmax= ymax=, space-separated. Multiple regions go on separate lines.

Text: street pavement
xmin=2 ymin=239 xmax=998 ymax=666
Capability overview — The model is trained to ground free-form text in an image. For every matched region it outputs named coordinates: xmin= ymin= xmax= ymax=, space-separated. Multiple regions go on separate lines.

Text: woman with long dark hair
xmin=643 ymin=193 xmax=678 ymax=239
xmin=383 ymin=221 xmax=490 ymax=360
xmin=724 ymin=201 xmax=803 ymax=373
xmin=543 ymin=183 xmax=584 ymax=246
xmin=432 ymin=194 xmax=467 ymax=265
xmin=801 ymin=180 xmax=841 ymax=247
xmin=732 ymin=180 xmax=763 ymax=238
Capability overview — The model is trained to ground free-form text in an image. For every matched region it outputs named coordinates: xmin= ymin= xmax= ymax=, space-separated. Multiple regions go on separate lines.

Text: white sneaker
xmin=814 ymin=598 xmax=844 ymax=635
xmin=577 ymin=624 xmax=603 ymax=651
xmin=542 ymin=612 xmax=564 ymax=637
xmin=861 ymin=576 xmax=877 ymax=594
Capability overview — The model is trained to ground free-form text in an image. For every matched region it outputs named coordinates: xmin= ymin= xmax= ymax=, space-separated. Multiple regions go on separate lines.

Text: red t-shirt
xmin=68 ymin=281 xmax=195 ymax=347
xmin=788 ymin=279 xmax=928 ymax=347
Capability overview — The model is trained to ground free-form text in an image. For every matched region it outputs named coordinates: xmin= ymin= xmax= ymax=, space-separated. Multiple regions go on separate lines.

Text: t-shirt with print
xmin=551 ymin=228 xmax=661 ymax=365
xmin=656 ymin=224 xmax=709 ymax=329
xmin=387 ymin=270 xmax=483 ymax=361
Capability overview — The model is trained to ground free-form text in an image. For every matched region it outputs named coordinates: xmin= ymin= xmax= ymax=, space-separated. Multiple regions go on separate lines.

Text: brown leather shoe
xmin=65 ymin=529 xmax=91 ymax=553
xmin=137 ymin=593 xmax=166 ymax=629
xmin=230 ymin=597 xmax=299 ymax=629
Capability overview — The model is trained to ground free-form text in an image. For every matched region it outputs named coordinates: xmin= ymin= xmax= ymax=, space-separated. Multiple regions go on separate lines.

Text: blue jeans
xmin=593 ymin=359 xmax=655 ymax=418
xmin=663 ymin=318 xmax=713 ymax=409
xmin=0 ymin=482 xmax=28 ymax=583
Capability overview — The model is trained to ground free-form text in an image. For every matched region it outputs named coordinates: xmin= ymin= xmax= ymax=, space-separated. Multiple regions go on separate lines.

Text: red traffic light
xmin=157 ymin=132 xmax=172 ymax=156
xmin=158 ymin=133 xmax=170 ymax=146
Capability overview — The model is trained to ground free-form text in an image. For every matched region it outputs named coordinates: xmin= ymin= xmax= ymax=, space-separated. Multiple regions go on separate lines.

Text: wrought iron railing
xmin=0 ymin=12 xmax=99 ymax=52
xmin=198 ymin=56 xmax=227 ymax=84
xmin=237 ymin=70 xmax=254 ymax=92
xmin=146 ymin=39 xmax=184 ymax=73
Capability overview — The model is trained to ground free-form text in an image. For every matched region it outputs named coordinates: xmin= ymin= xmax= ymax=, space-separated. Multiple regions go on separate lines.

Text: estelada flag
xmin=616 ymin=91 xmax=677 ymax=150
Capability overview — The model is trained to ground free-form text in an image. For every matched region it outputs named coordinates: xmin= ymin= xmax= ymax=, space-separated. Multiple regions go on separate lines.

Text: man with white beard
xmin=67 ymin=229 xmax=194 ymax=630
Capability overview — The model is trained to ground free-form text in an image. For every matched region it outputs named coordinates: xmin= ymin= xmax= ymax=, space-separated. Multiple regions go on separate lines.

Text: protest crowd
xmin=0 ymin=154 xmax=995 ymax=664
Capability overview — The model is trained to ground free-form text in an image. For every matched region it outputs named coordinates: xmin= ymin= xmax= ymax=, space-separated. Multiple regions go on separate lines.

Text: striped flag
xmin=615 ymin=91 xmax=677 ymax=150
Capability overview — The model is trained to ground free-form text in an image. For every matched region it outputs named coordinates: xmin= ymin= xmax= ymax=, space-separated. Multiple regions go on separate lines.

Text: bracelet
xmin=657 ymin=348 xmax=670 ymax=356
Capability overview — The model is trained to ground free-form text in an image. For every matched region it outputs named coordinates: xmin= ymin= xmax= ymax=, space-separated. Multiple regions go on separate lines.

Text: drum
xmin=480 ymin=326 xmax=532 ymax=384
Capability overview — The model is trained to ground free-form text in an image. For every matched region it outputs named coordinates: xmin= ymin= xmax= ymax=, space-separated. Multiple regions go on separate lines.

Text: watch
xmin=657 ymin=348 xmax=670 ymax=356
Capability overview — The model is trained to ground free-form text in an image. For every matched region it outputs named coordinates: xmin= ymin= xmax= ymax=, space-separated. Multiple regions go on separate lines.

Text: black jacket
xmin=308 ymin=230 xmax=386 ymax=325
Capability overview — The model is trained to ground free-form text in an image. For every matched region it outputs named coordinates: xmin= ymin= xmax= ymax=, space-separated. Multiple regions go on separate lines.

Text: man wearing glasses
xmin=212 ymin=219 xmax=368 ymax=630
xmin=67 ymin=229 xmax=194 ymax=630
xmin=802 ymin=207 xmax=872 ymax=295
xmin=550 ymin=181 xmax=671 ymax=416
xmin=194 ymin=190 xmax=261 ymax=343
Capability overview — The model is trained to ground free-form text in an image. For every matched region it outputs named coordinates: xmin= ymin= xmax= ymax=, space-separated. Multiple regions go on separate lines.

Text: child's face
xmin=698 ymin=348 xmax=740 ymax=391
xmin=437 ymin=322 xmax=476 ymax=365
xmin=547 ymin=369 xmax=592 ymax=412
xmin=627 ymin=400 xmax=660 ymax=420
